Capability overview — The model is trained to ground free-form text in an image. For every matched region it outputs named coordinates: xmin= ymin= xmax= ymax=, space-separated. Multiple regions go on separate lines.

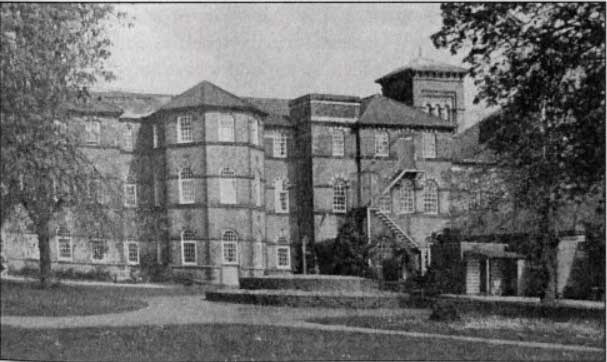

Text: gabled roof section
xmin=244 ymin=97 xmax=293 ymax=127
xmin=376 ymin=56 xmax=467 ymax=83
xmin=358 ymin=94 xmax=455 ymax=129
xmin=159 ymin=81 xmax=264 ymax=114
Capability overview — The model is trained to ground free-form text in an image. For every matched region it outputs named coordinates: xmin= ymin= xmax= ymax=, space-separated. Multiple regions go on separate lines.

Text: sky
xmin=99 ymin=4 xmax=489 ymax=129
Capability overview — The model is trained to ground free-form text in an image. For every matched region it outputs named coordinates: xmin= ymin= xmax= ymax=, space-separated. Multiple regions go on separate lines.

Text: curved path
xmin=1 ymin=295 xmax=603 ymax=353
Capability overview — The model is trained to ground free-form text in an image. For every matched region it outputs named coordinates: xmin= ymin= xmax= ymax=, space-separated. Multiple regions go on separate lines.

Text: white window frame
xmin=332 ymin=179 xmax=347 ymax=213
xmin=152 ymin=124 xmax=159 ymax=148
xmin=124 ymin=183 xmax=137 ymax=207
xmin=398 ymin=180 xmax=415 ymax=214
xmin=179 ymin=167 xmax=195 ymax=204
xmin=423 ymin=180 xmax=439 ymax=214
xmin=222 ymin=231 xmax=239 ymax=265
xmin=276 ymin=246 xmax=291 ymax=269
xmin=378 ymin=195 xmax=391 ymax=214
xmin=332 ymin=129 xmax=345 ymax=157
xmin=154 ymin=174 xmax=161 ymax=207
xmin=126 ymin=240 xmax=139 ymax=265
xmin=56 ymin=229 xmax=72 ymax=261
xmin=423 ymin=132 xmax=436 ymax=159
xmin=181 ymin=231 xmax=197 ymax=265
xmin=177 ymin=115 xmax=193 ymax=143
xmin=218 ymin=114 xmax=235 ymax=142
xmin=273 ymin=132 xmax=287 ymax=158
xmin=125 ymin=125 xmax=134 ymax=151
xmin=374 ymin=131 xmax=389 ymax=157
xmin=250 ymin=118 xmax=259 ymax=145
xmin=91 ymin=239 xmax=107 ymax=262
xmin=274 ymin=179 xmax=289 ymax=213
xmin=219 ymin=168 xmax=236 ymax=204
xmin=85 ymin=120 xmax=101 ymax=145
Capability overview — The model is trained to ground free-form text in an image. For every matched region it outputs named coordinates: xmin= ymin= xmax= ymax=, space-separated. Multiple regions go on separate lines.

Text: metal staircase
xmin=371 ymin=208 xmax=420 ymax=252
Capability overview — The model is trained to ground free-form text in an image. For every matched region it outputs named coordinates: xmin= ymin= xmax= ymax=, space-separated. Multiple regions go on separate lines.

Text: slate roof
xmin=96 ymin=91 xmax=172 ymax=119
xmin=62 ymin=98 xmax=123 ymax=116
xmin=358 ymin=94 xmax=455 ymax=129
xmin=244 ymin=97 xmax=293 ymax=127
xmin=159 ymin=81 xmax=264 ymax=114
xmin=376 ymin=56 xmax=467 ymax=83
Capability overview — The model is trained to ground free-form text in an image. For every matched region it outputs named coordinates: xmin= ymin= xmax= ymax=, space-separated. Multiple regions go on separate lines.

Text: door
xmin=479 ymin=259 xmax=487 ymax=294
xmin=221 ymin=265 xmax=239 ymax=286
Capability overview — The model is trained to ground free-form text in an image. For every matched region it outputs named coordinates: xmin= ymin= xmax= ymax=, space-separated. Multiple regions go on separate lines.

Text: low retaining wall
xmin=239 ymin=275 xmax=380 ymax=293
xmin=206 ymin=289 xmax=409 ymax=309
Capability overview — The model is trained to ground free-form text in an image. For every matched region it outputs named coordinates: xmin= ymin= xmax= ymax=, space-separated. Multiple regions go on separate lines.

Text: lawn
xmin=1 ymin=324 xmax=603 ymax=361
xmin=310 ymin=312 xmax=606 ymax=348
xmin=0 ymin=280 xmax=208 ymax=317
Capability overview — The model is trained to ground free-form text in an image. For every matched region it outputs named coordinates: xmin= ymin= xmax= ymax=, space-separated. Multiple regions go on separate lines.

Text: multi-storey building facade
xmin=1 ymin=56 xmax=469 ymax=285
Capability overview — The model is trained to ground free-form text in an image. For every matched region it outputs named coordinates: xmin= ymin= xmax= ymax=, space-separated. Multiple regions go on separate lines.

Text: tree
xmin=432 ymin=3 xmax=605 ymax=301
xmin=1 ymin=4 xmax=127 ymax=286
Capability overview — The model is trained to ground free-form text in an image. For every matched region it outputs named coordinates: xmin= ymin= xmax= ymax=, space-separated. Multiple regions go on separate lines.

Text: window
xmin=125 ymin=125 xmax=134 ymax=151
xmin=277 ymin=246 xmax=291 ymax=269
xmin=250 ymin=118 xmax=259 ymax=145
xmin=469 ymin=190 xmax=482 ymax=210
xmin=273 ymin=132 xmax=287 ymax=158
xmin=218 ymin=114 xmax=235 ymax=142
xmin=126 ymin=240 xmax=139 ymax=265
xmin=424 ymin=180 xmax=439 ymax=214
xmin=177 ymin=115 xmax=193 ymax=143
xmin=374 ymin=131 xmax=389 ymax=157
xmin=154 ymin=174 xmax=161 ymax=207
xmin=253 ymin=172 xmax=262 ymax=207
xmin=332 ymin=129 xmax=345 ymax=157
xmin=378 ymin=195 xmax=391 ymax=213
xmin=124 ymin=183 xmax=137 ymax=207
xmin=333 ymin=179 xmax=347 ymax=213
xmin=179 ymin=167 xmax=195 ymax=204
xmin=152 ymin=125 xmax=159 ymax=148
xmin=91 ymin=239 xmax=106 ymax=261
xmin=56 ymin=227 xmax=72 ymax=261
xmin=435 ymin=104 xmax=442 ymax=119
xmin=442 ymin=105 xmax=451 ymax=122
xmin=181 ymin=230 xmax=196 ymax=265
xmin=423 ymin=132 xmax=436 ymax=158
xmin=222 ymin=231 xmax=238 ymax=264
xmin=219 ymin=168 xmax=236 ymax=204
xmin=426 ymin=104 xmax=432 ymax=114
xmin=85 ymin=120 xmax=101 ymax=145
xmin=274 ymin=179 xmax=289 ymax=213
xmin=398 ymin=180 xmax=415 ymax=214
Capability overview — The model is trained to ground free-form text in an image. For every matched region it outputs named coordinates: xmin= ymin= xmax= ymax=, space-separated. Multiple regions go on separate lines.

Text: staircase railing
xmin=370 ymin=208 xmax=421 ymax=252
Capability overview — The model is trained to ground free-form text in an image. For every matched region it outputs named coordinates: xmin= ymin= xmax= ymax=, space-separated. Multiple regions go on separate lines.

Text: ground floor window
xmin=276 ymin=246 xmax=291 ymax=269
xmin=57 ymin=230 xmax=72 ymax=261
xmin=91 ymin=239 xmax=107 ymax=261
xmin=127 ymin=241 xmax=139 ymax=265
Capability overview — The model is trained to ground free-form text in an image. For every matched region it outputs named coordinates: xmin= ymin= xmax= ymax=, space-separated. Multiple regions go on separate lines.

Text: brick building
xmin=2 ymin=56 xmax=471 ymax=285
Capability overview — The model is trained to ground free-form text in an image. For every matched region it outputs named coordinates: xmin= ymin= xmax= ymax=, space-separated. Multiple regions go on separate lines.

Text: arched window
xmin=398 ymin=180 xmax=415 ymax=214
xmin=374 ymin=131 xmax=389 ymax=156
xmin=442 ymin=105 xmax=451 ymax=122
xmin=333 ymin=179 xmax=347 ymax=213
xmin=332 ymin=129 xmax=345 ymax=157
xmin=423 ymin=180 xmax=439 ymax=214
xmin=219 ymin=168 xmax=236 ymax=204
xmin=179 ymin=167 xmax=194 ymax=204
xmin=56 ymin=226 xmax=72 ymax=261
xmin=222 ymin=230 xmax=238 ymax=264
xmin=378 ymin=195 xmax=391 ymax=214
xmin=435 ymin=104 xmax=442 ymax=118
xmin=181 ymin=230 xmax=196 ymax=265
xmin=274 ymin=178 xmax=289 ymax=213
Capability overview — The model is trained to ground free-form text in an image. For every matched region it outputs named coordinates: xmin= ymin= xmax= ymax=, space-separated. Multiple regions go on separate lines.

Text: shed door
xmin=466 ymin=258 xmax=480 ymax=295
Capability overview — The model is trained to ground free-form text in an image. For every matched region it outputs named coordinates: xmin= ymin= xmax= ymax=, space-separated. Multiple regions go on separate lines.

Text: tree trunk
xmin=36 ymin=221 xmax=52 ymax=288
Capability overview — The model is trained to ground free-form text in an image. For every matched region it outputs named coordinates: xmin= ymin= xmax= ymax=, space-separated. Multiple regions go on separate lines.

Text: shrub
xmin=429 ymin=300 xmax=461 ymax=321
xmin=381 ymin=257 xmax=402 ymax=282
xmin=173 ymin=272 xmax=194 ymax=286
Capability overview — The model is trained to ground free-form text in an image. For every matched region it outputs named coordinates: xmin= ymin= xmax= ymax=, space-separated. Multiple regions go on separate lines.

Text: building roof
xmin=376 ymin=56 xmax=467 ymax=83
xmin=464 ymin=248 xmax=525 ymax=259
xmin=358 ymin=94 xmax=455 ymax=129
xmin=244 ymin=97 xmax=293 ymax=127
xmin=96 ymin=91 xmax=172 ymax=119
xmin=159 ymin=81 xmax=264 ymax=114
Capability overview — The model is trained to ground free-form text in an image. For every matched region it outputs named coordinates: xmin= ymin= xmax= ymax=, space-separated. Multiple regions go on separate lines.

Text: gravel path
xmin=1 ymin=295 xmax=603 ymax=353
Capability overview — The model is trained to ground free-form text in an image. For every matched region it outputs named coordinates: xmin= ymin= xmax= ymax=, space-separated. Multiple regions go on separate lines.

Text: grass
xmin=1 ymin=323 xmax=603 ymax=361
xmin=0 ymin=280 xmax=209 ymax=317
xmin=310 ymin=311 xmax=606 ymax=348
